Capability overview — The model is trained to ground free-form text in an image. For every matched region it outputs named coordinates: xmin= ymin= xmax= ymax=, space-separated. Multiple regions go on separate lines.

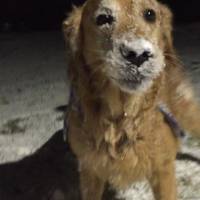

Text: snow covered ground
xmin=0 ymin=24 xmax=200 ymax=199
xmin=0 ymin=32 xmax=68 ymax=162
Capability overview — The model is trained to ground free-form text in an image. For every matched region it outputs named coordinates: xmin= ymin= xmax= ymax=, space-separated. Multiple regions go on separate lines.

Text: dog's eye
xmin=96 ymin=14 xmax=114 ymax=26
xmin=144 ymin=9 xmax=156 ymax=23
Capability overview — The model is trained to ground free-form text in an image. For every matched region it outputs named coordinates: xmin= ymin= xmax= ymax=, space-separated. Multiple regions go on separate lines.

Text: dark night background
xmin=0 ymin=0 xmax=200 ymax=31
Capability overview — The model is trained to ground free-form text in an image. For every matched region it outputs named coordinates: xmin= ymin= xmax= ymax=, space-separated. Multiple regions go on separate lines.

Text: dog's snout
xmin=120 ymin=45 xmax=152 ymax=67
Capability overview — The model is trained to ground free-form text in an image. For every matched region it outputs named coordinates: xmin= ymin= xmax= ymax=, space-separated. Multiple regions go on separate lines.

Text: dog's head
xmin=63 ymin=0 xmax=173 ymax=93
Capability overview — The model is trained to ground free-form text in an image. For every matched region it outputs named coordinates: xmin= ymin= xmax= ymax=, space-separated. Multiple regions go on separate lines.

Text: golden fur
xmin=63 ymin=0 xmax=200 ymax=199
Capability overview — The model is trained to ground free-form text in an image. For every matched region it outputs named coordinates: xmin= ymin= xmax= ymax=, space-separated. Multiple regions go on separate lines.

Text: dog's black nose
xmin=120 ymin=47 xmax=152 ymax=67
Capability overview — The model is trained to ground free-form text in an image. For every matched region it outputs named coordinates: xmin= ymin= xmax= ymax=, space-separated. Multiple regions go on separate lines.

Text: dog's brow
xmin=99 ymin=0 xmax=120 ymax=13
xmin=96 ymin=7 xmax=113 ymax=16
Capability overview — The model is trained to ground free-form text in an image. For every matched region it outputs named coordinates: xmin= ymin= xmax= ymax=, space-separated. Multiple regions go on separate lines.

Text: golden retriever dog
xmin=63 ymin=0 xmax=200 ymax=199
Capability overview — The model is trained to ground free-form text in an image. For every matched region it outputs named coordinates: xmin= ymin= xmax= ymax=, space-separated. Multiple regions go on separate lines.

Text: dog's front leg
xmin=149 ymin=161 xmax=177 ymax=200
xmin=80 ymin=168 xmax=105 ymax=200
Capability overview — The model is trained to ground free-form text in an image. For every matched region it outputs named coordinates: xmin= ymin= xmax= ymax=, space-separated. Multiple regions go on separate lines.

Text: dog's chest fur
xmin=67 ymin=77 xmax=176 ymax=189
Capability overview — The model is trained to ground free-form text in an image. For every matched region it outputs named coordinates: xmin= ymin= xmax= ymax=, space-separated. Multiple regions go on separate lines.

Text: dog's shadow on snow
xmin=0 ymin=130 xmax=116 ymax=200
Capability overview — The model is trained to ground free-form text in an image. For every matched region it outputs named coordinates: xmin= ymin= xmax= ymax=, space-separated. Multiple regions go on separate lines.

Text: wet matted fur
xmin=63 ymin=0 xmax=200 ymax=199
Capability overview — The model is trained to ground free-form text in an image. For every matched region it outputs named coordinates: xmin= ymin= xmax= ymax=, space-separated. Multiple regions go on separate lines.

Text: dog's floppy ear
xmin=160 ymin=5 xmax=175 ymax=55
xmin=63 ymin=7 xmax=83 ymax=55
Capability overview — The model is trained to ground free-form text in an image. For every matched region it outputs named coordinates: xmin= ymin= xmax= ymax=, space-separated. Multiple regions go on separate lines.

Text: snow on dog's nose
xmin=119 ymin=38 xmax=154 ymax=67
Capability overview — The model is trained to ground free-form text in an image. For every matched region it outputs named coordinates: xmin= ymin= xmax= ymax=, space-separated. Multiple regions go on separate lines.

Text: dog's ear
xmin=160 ymin=5 xmax=175 ymax=55
xmin=63 ymin=7 xmax=83 ymax=55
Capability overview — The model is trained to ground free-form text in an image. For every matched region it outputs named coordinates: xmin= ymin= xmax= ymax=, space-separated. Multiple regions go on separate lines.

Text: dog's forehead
xmin=95 ymin=0 xmax=159 ymax=11
xmin=99 ymin=0 xmax=120 ymax=11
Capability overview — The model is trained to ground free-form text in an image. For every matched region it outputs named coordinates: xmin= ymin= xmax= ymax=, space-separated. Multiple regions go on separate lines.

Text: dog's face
xmin=64 ymin=0 xmax=173 ymax=93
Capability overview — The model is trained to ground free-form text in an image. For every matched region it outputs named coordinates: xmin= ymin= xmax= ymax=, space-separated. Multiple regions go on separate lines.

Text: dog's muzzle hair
xmin=106 ymin=36 xmax=165 ymax=93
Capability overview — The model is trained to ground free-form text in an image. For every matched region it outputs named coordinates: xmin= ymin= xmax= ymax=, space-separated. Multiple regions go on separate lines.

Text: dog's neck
xmin=94 ymin=80 xmax=160 ymax=121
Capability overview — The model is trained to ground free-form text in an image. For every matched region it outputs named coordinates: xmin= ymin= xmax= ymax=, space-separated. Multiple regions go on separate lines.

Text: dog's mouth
xmin=119 ymin=77 xmax=143 ymax=85
xmin=111 ymin=75 xmax=147 ymax=91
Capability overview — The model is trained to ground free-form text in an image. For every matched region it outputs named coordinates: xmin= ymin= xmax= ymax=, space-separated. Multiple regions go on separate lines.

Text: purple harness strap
xmin=158 ymin=103 xmax=186 ymax=139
